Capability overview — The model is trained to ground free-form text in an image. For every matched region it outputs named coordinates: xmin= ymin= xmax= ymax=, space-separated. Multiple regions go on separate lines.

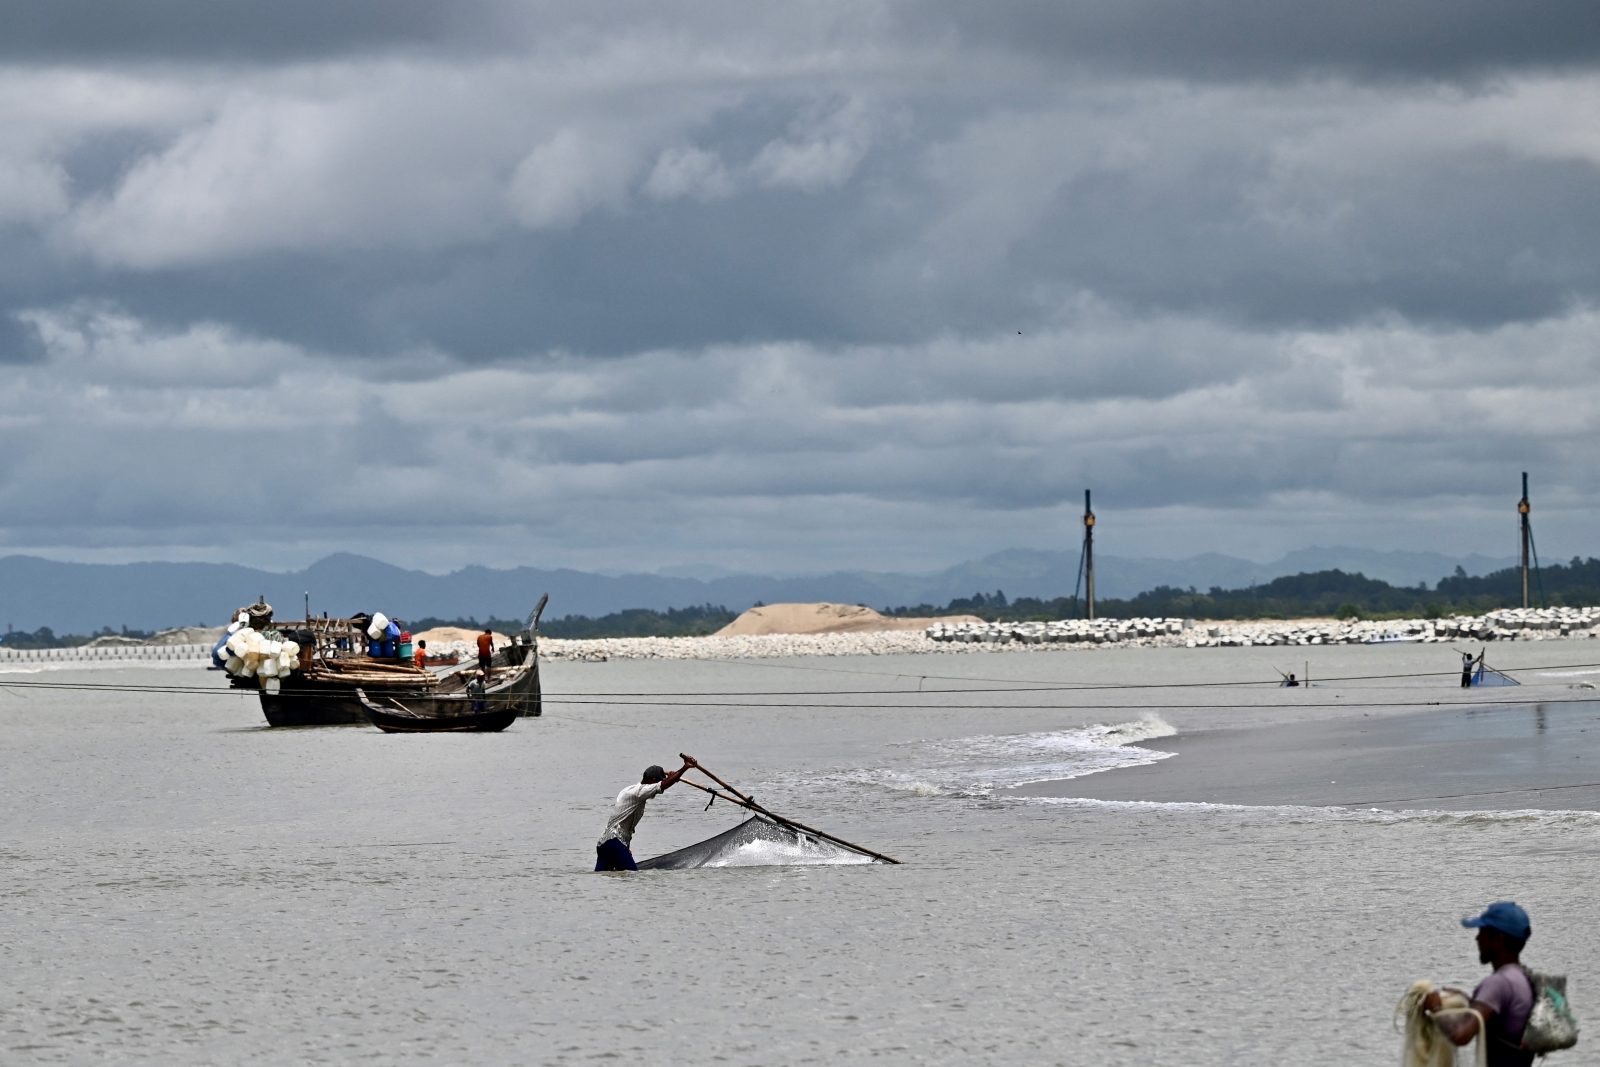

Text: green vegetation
xmin=407 ymin=615 xmax=533 ymax=636
xmin=0 ymin=625 xmax=154 ymax=649
xmin=882 ymin=557 xmax=1600 ymax=623
xmin=9 ymin=558 xmax=1598 ymax=644
xmin=538 ymin=604 xmax=737 ymax=639
xmin=411 ymin=604 xmax=738 ymax=640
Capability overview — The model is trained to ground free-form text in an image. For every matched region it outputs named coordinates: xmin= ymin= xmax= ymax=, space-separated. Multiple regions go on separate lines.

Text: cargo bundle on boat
xmin=215 ymin=596 xmax=546 ymax=728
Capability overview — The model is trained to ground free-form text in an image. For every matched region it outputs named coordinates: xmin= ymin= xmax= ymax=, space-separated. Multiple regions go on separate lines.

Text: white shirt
xmin=598 ymin=781 xmax=663 ymax=847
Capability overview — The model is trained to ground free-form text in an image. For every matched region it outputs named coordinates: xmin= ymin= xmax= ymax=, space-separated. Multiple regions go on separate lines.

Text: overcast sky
xmin=1 ymin=0 xmax=1598 ymax=575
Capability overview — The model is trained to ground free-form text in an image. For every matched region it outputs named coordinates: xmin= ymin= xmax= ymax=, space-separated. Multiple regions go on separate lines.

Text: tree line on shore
xmin=437 ymin=557 xmax=1600 ymax=637
xmin=884 ymin=556 xmax=1600 ymax=623
xmin=6 ymin=558 xmax=1598 ymax=646
xmin=408 ymin=604 xmax=739 ymax=640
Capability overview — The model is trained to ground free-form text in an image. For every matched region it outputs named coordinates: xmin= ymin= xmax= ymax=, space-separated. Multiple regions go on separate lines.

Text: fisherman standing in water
xmin=595 ymin=757 xmax=697 ymax=871
xmin=1423 ymin=901 xmax=1536 ymax=1067
xmin=1462 ymin=651 xmax=1475 ymax=688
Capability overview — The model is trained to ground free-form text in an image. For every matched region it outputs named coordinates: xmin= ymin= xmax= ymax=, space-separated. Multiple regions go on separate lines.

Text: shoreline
xmin=1010 ymin=697 xmax=1600 ymax=812
xmin=536 ymin=605 xmax=1600 ymax=661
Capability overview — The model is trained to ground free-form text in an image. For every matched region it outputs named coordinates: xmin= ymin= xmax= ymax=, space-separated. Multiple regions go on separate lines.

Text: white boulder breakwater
xmin=537 ymin=605 xmax=1600 ymax=661
xmin=930 ymin=606 xmax=1600 ymax=648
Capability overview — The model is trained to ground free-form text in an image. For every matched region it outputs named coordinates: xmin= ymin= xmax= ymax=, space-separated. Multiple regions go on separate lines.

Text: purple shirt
xmin=1473 ymin=965 xmax=1534 ymax=1067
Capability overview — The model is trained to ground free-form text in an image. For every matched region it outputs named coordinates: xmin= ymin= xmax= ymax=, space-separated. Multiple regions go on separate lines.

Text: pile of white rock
xmin=925 ymin=618 xmax=1191 ymax=645
xmin=928 ymin=606 xmax=1600 ymax=648
xmin=539 ymin=630 xmax=940 ymax=662
xmin=530 ymin=605 xmax=1600 ymax=661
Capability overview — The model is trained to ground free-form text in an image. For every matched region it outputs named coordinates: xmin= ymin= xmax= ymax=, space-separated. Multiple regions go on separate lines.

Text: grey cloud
xmin=16 ymin=133 xmax=1600 ymax=366
xmin=8 ymin=0 xmax=1595 ymax=83
xmin=0 ymin=1 xmax=899 ymax=65
xmin=4 ymin=11 xmax=1600 ymax=575
xmin=0 ymin=304 xmax=1594 ymax=577
xmin=0 ymin=313 xmax=44 ymax=363
xmin=917 ymin=0 xmax=1600 ymax=81
xmin=7 ymin=63 xmax=1600 ymax=356
xmin=0 ymin=0 xmax=499 ymax=61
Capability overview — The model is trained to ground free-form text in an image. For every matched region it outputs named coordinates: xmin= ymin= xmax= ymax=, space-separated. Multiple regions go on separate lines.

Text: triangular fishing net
xmin=637 ymin=816 xmax=881 ymax=869
xmin=1472 ymin=665 xmax=1519 ymax=687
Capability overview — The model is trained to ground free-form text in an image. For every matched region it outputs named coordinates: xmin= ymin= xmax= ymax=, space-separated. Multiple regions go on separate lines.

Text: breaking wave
xmin=860 ymin=717 xmax=1178 ymax=797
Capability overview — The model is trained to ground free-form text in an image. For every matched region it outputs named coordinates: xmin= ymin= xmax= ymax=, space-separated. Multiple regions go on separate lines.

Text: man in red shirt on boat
xmin=595 ymin=757 xmax=697 ymax=871
xmin=476 ymin=628 xmax=494 ymax=675
xmin=414 ymin=640 xmax=428 ymax=670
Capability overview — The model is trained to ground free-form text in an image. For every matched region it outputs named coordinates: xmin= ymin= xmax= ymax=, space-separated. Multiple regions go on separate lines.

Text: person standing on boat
xmin=415 ymin=639 xmax=428 ymax=670
xmin=1423 ymin=902 xmax=1535 ymax=1067
xmin=595 ymin=757 xmax=697 ymax=872
xmin=477 ymin=627 xmax=494 ymax=676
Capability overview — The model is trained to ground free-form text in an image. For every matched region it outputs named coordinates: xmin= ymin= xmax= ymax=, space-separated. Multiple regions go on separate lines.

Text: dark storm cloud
xmin=10 ymin=0 xmax=1596 ymax=80
xmin=0 ymin=0 xmax=498 ymax=61
xmin=921 ymin=0 xmax=1600 ymax=81
xmin=10 ymin=87 xmax=1600 ymax=363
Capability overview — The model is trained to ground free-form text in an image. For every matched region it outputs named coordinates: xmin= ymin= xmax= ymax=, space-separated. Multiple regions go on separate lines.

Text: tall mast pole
xmin=1084 ymin=489 xmax=1095 ymax=620
xmin=1519 ymin=472 xmax=1531 ymax=609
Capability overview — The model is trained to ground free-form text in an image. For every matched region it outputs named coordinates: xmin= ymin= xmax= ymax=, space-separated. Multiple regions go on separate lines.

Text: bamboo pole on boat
xmin=682 ymin=755 xmax=756 ymax=803
xmin=673 ymin=758 xmax=900 ymax=864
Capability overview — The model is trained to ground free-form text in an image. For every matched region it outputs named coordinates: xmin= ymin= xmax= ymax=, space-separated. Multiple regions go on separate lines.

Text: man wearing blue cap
xmin=1424 ymin=901 xmax=1535 ymax=1067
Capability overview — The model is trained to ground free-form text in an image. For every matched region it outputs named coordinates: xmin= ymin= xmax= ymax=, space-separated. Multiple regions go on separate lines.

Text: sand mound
xmin=412 ymin=626 xmax=511 ymax=648
xmin=148 ymin=626 xmax=228 ymax=646
xmin=715 ymin=603 xmax=984 ymax=637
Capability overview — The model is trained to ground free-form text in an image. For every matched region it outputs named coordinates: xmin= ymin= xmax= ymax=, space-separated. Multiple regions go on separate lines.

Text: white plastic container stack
xmin=221 ymin=610 xmax=301 ymax=679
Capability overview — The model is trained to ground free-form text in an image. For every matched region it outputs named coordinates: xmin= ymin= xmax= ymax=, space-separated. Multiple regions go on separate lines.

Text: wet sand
xmin=1014 ymin=698 xmax=1600 ymax=810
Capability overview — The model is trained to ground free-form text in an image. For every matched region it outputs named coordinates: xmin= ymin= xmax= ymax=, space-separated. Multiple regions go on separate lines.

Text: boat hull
xmin=357 ymin=656 xmax=541 ymax=733
xmin=248 ymin=641 xmax=540 ymax=727
xmin=363 ymin=705 xmax=521 ymax=732
xmin=260 ymin=683 xmax=402 ymax=727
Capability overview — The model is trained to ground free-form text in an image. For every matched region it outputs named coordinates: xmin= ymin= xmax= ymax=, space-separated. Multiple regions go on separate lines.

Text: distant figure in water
xmin=414 ymin=639 xmax=427 ymax=670
xmin=595 ymin=757 xmax=697 ymax=872
xmin=1463 ymin=652 xmax=1475 ymax=688
xmin=1284 ymin=673 xmax=1299 ymax=687
xmin=1424 ymin=902 xmax=1535 ymax=1067
xmin=477 ymin=627 xmax=494 ymax=675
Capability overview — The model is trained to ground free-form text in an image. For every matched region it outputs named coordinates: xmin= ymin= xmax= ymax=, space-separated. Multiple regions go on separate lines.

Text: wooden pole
xmin=683 ymin=754 xmax=756 ymax=803
xmin=1084 ymin=489 xmax=1096 ymax=620
xmin=675 ymin=756 xmax=900 ymax=864
xmin=1519 ymin=472 xmax=1531 ymax=610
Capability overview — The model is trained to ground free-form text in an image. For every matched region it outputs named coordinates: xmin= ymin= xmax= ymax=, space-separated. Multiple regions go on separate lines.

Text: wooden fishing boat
xmin=355 ymin=656 xmax=540 ymax=732
xmin=232 ymin=596 xmax=547 ymax=727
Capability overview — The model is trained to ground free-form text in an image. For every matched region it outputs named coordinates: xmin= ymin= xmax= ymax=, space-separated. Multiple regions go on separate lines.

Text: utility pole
xmin=1084 ymin=489 xmax=1096 ymax=620
xmin=1519 ymin=472 xmax=1531 ymax=609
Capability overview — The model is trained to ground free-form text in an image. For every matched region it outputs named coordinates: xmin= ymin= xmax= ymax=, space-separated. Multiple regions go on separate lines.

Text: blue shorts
xmin=595 ymin=838 xmax=637 ymax=872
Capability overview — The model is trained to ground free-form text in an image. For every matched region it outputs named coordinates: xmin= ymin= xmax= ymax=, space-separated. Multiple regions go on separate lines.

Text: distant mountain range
xmin=0 ymin=547 xmax=1518 ymax=635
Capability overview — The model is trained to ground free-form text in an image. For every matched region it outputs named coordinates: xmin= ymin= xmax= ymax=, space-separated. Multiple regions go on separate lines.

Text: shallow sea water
xmin=4 ymin=643 xmax=1600 ymax=1064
